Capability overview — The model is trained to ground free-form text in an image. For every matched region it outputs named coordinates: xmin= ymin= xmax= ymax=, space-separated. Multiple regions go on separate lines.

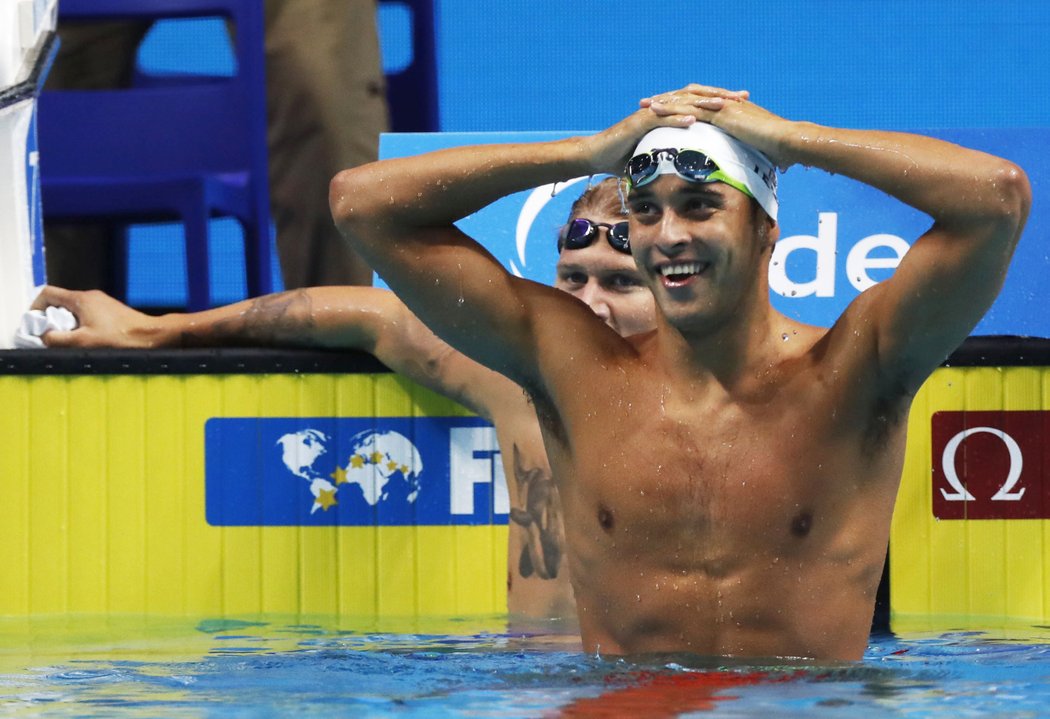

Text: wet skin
xmin=548 ymin=322 xmax=905 ymax=660
xmin=537 ymin=177 xmax=907 ymax=660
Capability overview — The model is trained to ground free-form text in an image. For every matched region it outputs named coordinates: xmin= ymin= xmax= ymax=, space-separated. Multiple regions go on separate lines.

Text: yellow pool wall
xmin=891 ymin=365 xmax=1050 ymax=623
xmin=0 ymin=370 xmax=506 ymax=617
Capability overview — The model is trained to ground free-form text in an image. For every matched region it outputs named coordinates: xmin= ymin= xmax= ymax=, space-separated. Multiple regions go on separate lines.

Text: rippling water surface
xmin=0 ymin=616 xmax=1047 ymax=717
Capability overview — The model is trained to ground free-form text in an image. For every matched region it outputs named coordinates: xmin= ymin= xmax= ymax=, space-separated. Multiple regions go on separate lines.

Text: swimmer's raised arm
xmin=649 ymin=86 xmax=1031 ymax=393
xmin=328 ymin=108 xmax=696 ymax=391
xmin=29 ymin=285 xmax=503 ymax=418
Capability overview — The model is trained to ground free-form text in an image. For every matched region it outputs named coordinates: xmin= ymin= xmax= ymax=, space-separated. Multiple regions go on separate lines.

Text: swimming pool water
xmin=0 ymin=616 xmax=1047 ymax=717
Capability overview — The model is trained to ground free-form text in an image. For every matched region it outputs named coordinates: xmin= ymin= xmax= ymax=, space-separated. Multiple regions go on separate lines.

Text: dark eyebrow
xmin=679 ymin=183 xmax=724 ymax=199
xmin=628 ymin=182 xmax=725 ymax=203
xmin=556 ymin=261 xmax=586 ymax=273
xmin=557 ymin=261 xmax=638 ymax=276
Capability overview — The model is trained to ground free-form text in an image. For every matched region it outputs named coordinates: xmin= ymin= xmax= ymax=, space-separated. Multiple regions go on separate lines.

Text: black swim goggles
xmin=557 ymin=218 xmax=631 ymax=254
xmin=624 ymin=148 xmax=751 ymax=199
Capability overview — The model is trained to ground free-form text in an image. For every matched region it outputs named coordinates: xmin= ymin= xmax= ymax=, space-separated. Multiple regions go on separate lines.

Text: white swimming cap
xmin=629 ymin=124 xmax=779 ymax=221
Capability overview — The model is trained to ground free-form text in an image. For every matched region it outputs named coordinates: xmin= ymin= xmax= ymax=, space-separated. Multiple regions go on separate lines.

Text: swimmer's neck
xmin=652 ymin=302 xmax=791 ymax=387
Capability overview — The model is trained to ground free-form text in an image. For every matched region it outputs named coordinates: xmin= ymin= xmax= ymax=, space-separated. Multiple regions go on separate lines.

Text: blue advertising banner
xmin=380 ymin=129 xmax=1049 ymax=338
xmin=205 ymin=416 xmax=509 ymax=526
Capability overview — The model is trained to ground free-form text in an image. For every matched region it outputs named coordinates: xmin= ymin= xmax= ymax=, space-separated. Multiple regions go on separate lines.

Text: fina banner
xmin=205 ymin=417 xmax=510 ymax=526
xmin=380 ymin=129 xmax=1050 ymax=338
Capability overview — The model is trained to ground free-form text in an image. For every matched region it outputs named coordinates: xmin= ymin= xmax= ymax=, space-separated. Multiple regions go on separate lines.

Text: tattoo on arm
xmin=508 ymin=443 xmax=564 ymax=580
xmin=179 ymin=290 xmax=319 ymax=347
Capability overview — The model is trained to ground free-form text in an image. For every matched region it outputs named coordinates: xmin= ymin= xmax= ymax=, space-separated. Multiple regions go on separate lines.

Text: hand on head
xmin=585 ymin=83 xmax=791 ymax=179
xmin=584 ymin=106 xmax=698 ymax=177
xmin=641 ymin=84 xmax=793 ymax=169
xmin=640 ymin=83 xmax=750 ymax=111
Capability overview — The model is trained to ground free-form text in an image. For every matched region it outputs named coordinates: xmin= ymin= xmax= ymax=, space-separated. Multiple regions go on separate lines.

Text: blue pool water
xmin=0 ymin=617 xmax=1047 ymax=717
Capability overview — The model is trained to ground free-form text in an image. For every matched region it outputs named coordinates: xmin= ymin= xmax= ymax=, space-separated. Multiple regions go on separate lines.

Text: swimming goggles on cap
xmin=624 ymin=148 xmax=755 ymax=202
xmin=557 ymin=218 xmax=631 ymax=254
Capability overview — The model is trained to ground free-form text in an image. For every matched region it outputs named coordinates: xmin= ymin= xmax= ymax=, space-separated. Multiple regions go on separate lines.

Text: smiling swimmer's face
xmin=625 ymin=174 xmax=776 ymax=334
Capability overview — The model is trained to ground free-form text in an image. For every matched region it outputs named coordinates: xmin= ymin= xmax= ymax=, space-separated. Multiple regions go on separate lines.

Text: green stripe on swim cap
xmin=705 ymin=169 xmax=755 ymax=204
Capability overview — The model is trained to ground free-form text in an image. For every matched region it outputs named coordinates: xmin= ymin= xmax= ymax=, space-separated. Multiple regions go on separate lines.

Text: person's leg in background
xmin=42 ymin=21 xmax=150 ymax=295
xmin=264 ymin=0 xmax=389 ymax=288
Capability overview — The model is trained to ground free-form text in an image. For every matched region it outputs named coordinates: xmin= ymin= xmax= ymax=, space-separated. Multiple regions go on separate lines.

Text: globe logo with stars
xmin=276 ymin=428 xmax=424 ymax=514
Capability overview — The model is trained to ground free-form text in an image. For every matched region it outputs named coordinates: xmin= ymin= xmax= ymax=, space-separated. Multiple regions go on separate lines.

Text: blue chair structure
xmin=37 ymin=0 xmax=272 ymax=311
xmin=383 ymin=0 xmax=439 ymax=133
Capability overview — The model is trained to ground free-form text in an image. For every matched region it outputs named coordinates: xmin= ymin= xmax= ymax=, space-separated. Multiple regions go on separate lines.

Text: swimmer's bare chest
xmin=544 ymin=351 xmax=906 ymax=657
xmin=567 ymin=376 xmax=858 ymax=562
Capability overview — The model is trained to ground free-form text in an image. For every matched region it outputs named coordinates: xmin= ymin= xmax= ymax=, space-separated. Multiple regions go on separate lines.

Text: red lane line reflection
xmin=550 ymin=669 xmax=802 ymax=718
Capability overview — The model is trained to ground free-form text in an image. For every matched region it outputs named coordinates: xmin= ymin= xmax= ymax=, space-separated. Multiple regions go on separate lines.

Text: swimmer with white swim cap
xmin=625 ymin=122 xmax=779 ymax=220
xmin=334 ymin=83 xmax=1030 ymax=661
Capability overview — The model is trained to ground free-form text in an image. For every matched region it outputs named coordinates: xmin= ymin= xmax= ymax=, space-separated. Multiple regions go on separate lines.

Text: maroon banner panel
xmin=931 ymin=411 xmax=1050 ymax=520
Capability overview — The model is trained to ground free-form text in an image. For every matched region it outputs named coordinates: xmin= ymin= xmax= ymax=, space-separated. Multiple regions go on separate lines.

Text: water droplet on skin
xmin=781 ymin=333 xmax=789 ymax=341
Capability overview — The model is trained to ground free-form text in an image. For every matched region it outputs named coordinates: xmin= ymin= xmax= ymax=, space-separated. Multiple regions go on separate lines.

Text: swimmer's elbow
xmin=329 ymin=169 xmax=360 ymax=226
xmin=987 ymin=161 xmax=1031 ymax=237
xmin=329 ymin=166 xmax=386 ymax=240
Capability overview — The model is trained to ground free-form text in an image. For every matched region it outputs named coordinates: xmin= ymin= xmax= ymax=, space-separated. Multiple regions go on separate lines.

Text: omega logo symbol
xmin=940 ymin=427 xmax=1026 ymax=502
